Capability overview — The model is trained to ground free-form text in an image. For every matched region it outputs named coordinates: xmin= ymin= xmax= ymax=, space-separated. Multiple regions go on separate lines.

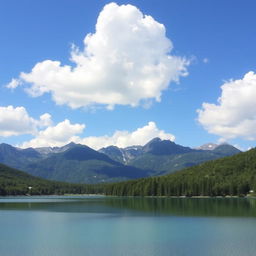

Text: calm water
xmin=0 ymin=196 xmax=256 ymax=256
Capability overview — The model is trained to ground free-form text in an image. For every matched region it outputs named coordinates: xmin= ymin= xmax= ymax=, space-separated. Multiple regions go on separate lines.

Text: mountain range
xmin=99 ymin=138 xmax=240 ymax=174
xmin=0 ymin=138 xmax=241 ymax=183
xmin=1 ymin=144 xmax=253 ymax=197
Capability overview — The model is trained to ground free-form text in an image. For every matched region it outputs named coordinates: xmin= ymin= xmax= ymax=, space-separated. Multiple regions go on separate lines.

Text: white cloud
xmin=80 ymin=121 xmax=175 ymax=149
xmin=197 ymin=71 xmax=256 ymax=140
xmin=9 ymin=2 xmax=188 ymax=109
xmin=0 ymin=105 xmax=51 ymax=137
xmin=5 ymin=78 xmax=22 ymax=89
xmin=21 ymin=119 xmax=85 ymax=148
xmin=39 ymin=113 xmax=52 ymax=127
xmin=20 ymin=121 xmax=175 ymax=149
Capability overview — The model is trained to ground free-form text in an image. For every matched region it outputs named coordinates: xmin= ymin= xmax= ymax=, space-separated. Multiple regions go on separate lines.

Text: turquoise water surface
xmin=0 ymin=196 xmax=256 ymax=256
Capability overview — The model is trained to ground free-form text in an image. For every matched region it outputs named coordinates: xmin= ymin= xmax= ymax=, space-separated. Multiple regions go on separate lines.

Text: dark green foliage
xmin=103 ymin=197 xmax=256 ymax=217
xmin=128 ymin=149 xmax=241 ymax=174
xmin=104 ymin=148 xmax=256 ymax=197
xmin=0 ymin=163 xmax=104 ymax=196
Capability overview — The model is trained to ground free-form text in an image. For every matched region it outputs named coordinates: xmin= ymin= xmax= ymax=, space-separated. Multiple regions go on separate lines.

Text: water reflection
xmin=0 ymin=196 xmax=255 ymax=217
xmin=1 ymin=196 xmax=256 ymax=256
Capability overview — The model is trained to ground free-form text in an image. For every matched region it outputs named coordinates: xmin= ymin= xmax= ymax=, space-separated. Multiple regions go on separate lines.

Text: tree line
xmin=0 ymin=163 xmax=104 ymax=196
xmin=104 ymin=148 xmax=256 ymax=197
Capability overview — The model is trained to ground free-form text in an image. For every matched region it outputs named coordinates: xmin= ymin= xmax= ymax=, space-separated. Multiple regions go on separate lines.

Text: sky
xmin=0 ymin=0 xmax=256 ymax=150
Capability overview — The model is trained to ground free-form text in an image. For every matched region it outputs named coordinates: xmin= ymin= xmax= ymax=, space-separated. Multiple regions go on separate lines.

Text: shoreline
xmin=0 ymin=194 xmax=255 ymax=199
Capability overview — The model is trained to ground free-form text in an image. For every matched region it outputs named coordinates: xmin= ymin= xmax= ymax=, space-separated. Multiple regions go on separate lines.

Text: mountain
xmin=101 ymin=138 xmax=241 ymax=175
xmin=99 ymin=146 xmax=127 ymax=163
xmin=142 ymin=138 xmax=193 ymax=155
xmin=99 ymin=145 xmax=143 ymax=164
xmin=195 ymin=143 xmax=241 ymax=155
xmin=0 ymin=143 xmax=41 ymax=169
xmin=24 ymin=144 xmax=151 ymax=184
xmin=2 ymin=146 xmax=256 ymax=197
xmin=105 ymin=147 xmax=256 ymax=197
xmin=196 ymin=143 xmax=218 ymax=150
xmin=211 ymin=144 xmax=241 ymax=155
xmin=0 ymin=139 xmax=241 ymax=184
xmin=0 ymin=162 xmax=98 ymax=196
xmin=34 ymin=142 xmax=77 ymax=156
xmin=99 ymin=138 xmax=194 ymax=163
xmin=0 ymin=142 xmax=151 ymax=184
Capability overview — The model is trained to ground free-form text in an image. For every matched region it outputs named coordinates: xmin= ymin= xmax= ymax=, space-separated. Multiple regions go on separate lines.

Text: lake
xmin=0 ymin=196 xmax=256 ymax=256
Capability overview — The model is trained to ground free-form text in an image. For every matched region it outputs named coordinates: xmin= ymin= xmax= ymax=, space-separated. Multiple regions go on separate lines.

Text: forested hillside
xmin=0 ymin=163 xmax=102 ymax=196
xmin=105 ymin=148 xmax=256 ymax=197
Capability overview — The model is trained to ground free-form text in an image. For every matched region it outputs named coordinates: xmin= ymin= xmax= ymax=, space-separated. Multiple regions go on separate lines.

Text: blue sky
xmin=0 ymin=0 xmax=256 ymax=150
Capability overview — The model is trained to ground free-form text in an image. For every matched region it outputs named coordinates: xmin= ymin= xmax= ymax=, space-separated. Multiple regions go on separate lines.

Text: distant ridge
xmin=34 ymin=142 xmax=77 ymax=155
xmin=100 ymin=138 xmax=241 ymax=175
xmin=0 ymin=139 xmax=241 ymax=184
xmin=142 ymin=137 xmax=193 ymax=155
xmin=196 ymin=143 xmax=219 ymax=150
xmin=99 ymin=145 xmax=143 ymax=163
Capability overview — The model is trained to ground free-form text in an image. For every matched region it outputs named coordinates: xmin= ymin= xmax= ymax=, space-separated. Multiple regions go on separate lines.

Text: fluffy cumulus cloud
xmin=21 ymin=119 xmax=85 ymax=148
xmin=198 ymin=71 xmax=256 ymax=140
xmin=79 ymin=121 xmax=175 ymax=149
xmin=20 ymin=121 xmax=175 ymax=149
xmin=9 ymin=2 xmax=188 ymax=109
xmin=0 ymin=105 xmax=51 ymax=137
